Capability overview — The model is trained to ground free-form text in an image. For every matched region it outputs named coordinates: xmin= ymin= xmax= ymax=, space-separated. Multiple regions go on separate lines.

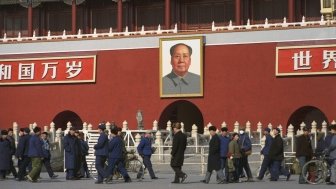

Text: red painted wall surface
xmin=0 ymin=42 xmax=335 ymax=130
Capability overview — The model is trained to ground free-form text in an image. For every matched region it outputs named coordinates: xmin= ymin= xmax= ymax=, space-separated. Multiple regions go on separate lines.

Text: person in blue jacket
xmin=93 ymin=123 xmax=109 ymax=184
xmin=219 ymin=127 xmax=230 ymax=180
xmin=78 ymin=132 xmax=90 ymax=178
xmin=137 ymin=130 xmax=158 ymax=179
xmin=238 ymin=128 xmax=254 ymax=182
xmin=0 ymin=130 xmax=12 ymax=180
xmin=64 ymin=127 xmax=81 ymax=180
xmin=41 ymin=132 xmax=58 ymax=179
xmin=257 ymin=128 xmax=272 ymax=180
xmin=26 ymin=127 xmax=43 ymax=182
xmin=16 ymin=128 xmax=31 ymax=181
xmin=105 ymin=128 xmax=131 ymax=183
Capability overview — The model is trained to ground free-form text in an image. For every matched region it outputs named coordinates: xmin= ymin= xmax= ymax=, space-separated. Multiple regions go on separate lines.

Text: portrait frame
xmin=160 ymin=36 xmax=204 ymax=98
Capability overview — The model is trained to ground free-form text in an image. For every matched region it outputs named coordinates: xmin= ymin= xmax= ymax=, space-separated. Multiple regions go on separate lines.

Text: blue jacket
xmin=239 ymin=133 xmax=252 ymax=151
xmin=16 ymin=134 xmax=31 ymax=158
xmin=94 ymin=133 xmax=108 ymax=156
xmin=137 ymin=137 xmax=152 ymax=156
xmin=64 ymin=134 xmax=81 ymax=169
xmin=28 ymin=135 xmax=43 ymax=158
xmin=0 ymin=138 xmax=12 ymax=170
xmin=41 ymin=139 xmax=51 ymax=159
xmin=219 ymin=135 xmax=230 ymax=157
xmin=261 ymin=134 xmax=273 ymax=155
xmin=108 ymin=136 xmax=123 ymax=159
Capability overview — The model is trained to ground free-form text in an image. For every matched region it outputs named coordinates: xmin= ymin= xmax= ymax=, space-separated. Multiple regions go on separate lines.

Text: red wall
xmin=1 ymin=42 xmax=335 ymax=130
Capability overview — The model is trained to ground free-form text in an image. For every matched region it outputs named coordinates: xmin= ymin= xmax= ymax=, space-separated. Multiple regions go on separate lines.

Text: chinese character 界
xmin=66 ymin=61 xmax=82 ymax=78
xmin=0 ymin=64 xmax=12 ymax=80
xmin=322 ymin=50 xmax=336 ymax=69
xmin=42 ymin=62 xmax=58 ymax=79
xmin=292 ymin=51 xmax=312 ymax=71
xmin=18 ymin=63 xmax=35 ymax=80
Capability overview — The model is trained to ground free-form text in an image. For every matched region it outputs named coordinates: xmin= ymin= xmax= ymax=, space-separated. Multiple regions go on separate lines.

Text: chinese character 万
xmin=0 ymin=64 xmax=12 ymax=80
xmin=42 ymin=62 xmax=58 ymax=79
xmin=322 ymin=50 xmax=336 ymax=69
xmin=19 ymin=63 xmax=35 ymax=80
xmin=66 ymin=61 xmax=82 ymax=78
xmin=292 ymin=51 xmax=312 ymax=71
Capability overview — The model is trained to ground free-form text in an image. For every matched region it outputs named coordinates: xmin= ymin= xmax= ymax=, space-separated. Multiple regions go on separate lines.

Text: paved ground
xmin=1 ymin=172 xmax=335 ymax=189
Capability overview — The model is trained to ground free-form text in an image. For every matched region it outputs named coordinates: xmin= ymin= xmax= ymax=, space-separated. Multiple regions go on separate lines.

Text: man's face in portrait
xmin=171 ymin=44 xmax=191 ymax=77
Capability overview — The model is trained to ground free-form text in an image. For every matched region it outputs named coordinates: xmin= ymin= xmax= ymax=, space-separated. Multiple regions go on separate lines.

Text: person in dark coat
xmin=64 ymin=127 xmax=81 ymax=180
xmin=227 ymin=133 xmax=241 ymax=183
xmin=7 ymin=128 xmax=18 ymax=178
xmin=27 ymin=127 xmax=44 ymax=182
xmin=78 ymin=132 xmax=90 ymax=178
xmin=16 ymin=128 xmax=31 ymax=181
xmin=137 ymin=130 xmax=158 ymax=179
xmin=219 ymin=127 xmax=230 ymax=180
xmin=268 ymin=128 xmax=284 ymax=181
xmin=257 ymin=128 xmax=273 ymax=180
xmin=105 ymin=128 xmax=131 ymax=183
xmin=170 ymin=122 xmax=187 ymax=184
xmin=238 ymin=128 xmax=254 ymax=181
xmin=93 ymin=124 xmax=109 ymax=184
xmin=41 ymin=132 xmax=58 ymax=179
xmin=201 ymin=126 xmax=226 ymax=184
xmin=0 ymin=130 xmax=12 ymax=180
xmin=295 ymin=126 xmax=313 ymax=184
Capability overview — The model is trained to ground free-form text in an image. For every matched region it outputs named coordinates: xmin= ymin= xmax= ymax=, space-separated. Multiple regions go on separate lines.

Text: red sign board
xmin=0 ymin=55 xmax=96 ymax=85
xmin=276 ymin=44 xmax=336 ymax=76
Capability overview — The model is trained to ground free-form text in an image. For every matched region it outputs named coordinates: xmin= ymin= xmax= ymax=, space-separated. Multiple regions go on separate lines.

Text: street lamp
xmin=320 ymin=0 xmax=336 ymax=20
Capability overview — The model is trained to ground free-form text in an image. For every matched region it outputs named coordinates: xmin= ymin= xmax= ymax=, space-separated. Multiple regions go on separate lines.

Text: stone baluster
xmin=135 ymin=133 xmax=141 ymax=147
xmin=278 ymin=124 xmax=283 ymax=137
xmin=88 ymin=123 xmax=93 ymax=131
xmin=257 ymin=122 xmax=262 ymax=143
xmin=82 ymin=122 xmax=89 ymax=140
xmin=322 ymin=121 xmax=328 ymax=136
xmin=268 ymin=123 xmax=274 ymax=137
xmin=221 ymin=122 xmax=227 ymax=128
xmin=122 ymin=120 xmax=128 ymax=131
xmin=155 ymin=130 xmax=162 ymax=145
xmin=152 ymin=120 xmax=158 ymax=131
xmin=181 ymin=122 xmax=185 ymax=133
xmin=49 ymin=122 xmax=56 ymax=143
xmin=105 ymin=122 xmax=111 ymax=134
xmin=191 ymin=124 xmax=198 ymax=138
xmin=55 ymin=128 xmax=63 ymax=153
xmin=299 ymin=122 xmax=306 ymax=135
xmin=311 ymin=121 xmax=317 ymax=148
xmin=44 ymin=125 xmax=48 ymax=132
xmin=13 ymin=122 xmax=19 ymax=145
xmin=246 ymin=121 xmax=251 ymax=137
xmin=155 ymin=131 xmax=163 ymax=161
xmin=33 ymin=122 xmax=37 ymax=129
xmin=83 ymin=122 xmax=88 ymax=131
xmin=287 ymin=124 xmax=295 ymax=152
xmin=166 ymin=120 xmax=172 ymax=132
xmin=332 ymin=120 xmax=336 ymax=125
xmin=234 ymin=121 xmax=239 ymax=133
xmin=29 ymin=124 xmax=33 ymax=134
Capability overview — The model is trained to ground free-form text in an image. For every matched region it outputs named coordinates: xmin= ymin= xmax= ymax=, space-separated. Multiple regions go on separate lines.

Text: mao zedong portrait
xmin=162 ymin=43 xmax=201 ymax=95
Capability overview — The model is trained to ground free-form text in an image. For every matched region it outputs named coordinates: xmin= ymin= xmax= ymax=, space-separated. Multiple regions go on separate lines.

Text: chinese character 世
xmin=0 ymin=64 xmax=12 ymax=80
xmin=19 ymin=63 xmax=35 ymax=80
xmin=322 ymin=50 xmax=336 ymax=69
xmin=66 ymin=61 xmax=82 ymax=78
xmin=292 ymin=51 xmax=312 ymax=71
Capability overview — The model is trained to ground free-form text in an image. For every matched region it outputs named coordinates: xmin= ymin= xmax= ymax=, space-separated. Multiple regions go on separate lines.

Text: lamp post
xmin=320 ymin=0 xmax=335 ymax=20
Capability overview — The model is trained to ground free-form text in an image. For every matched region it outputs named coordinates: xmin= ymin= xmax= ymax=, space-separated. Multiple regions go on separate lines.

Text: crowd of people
xmin=0 ymin=122 xmax=336 ymax=185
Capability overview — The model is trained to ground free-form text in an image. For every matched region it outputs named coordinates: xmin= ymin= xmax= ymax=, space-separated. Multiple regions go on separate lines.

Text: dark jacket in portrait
xmin=295 ymin=134 xmax=313 ymax=159
xmin=0 ymin=138 xmax=12 ymax=170
xmin=207 ymin=134 xmax=221 ymax=171
xmin=268 ymin=134 xmax=284 ymax=161
xmin=170 ymin=131 xmax=187 ymax=167
xmin=64 ymin=134 xmax=81 ymax=169
xmin=28 ymin=135 xmax=43 ymax=158
xmin=94 ymin=132 xmax=109 ymax=156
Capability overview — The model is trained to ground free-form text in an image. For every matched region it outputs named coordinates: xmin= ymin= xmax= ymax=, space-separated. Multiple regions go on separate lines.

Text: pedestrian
xmin=105 ymin=127 xmax=131 ymax=183
xmin=15 ymin=128 xmax=31 ymax=181
xmin=0 ymin=130 xmax=12 ymax=180
xmin=41 ymin=132 xmax=58 ymax=179
xmin=7 ymin=128 xmax=18 ymax=178
xmin=227 ymin=132 xmax=241 ymax=183
xmin=238 ymin=128 xmax=254 ymax=182
xmin=78 ymin=132 xmax=90 ymax=178
xmin=219 ymin=127 xmax=230 ymax=180
xmin=327 ymin=124 xmax=336 ymax=185
xmin=26 ymin=127 xmax=43 ymax=182
xmin=296 ymin=126 xmax=313 ymax=184
xmin=257 ymin=128 xmax=272 ymax=180
xmin=137 ymin=130 xmax=158 ymax=179
xmin=268 ymin=128 xmax=286 ymax=181
xmin=201 ymin=126 xmax=226 ymax=184
xmin=64 ymin=127 xmax=81 ymax=180
xmin=93 ymin=123 xmax=109 ymax=184
xmin=170 ymin=122 xmax=187 ymax=184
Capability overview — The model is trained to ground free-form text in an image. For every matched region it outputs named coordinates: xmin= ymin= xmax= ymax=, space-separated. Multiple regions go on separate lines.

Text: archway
xmin=52 ymin=110 xmax=83 ymax=130
xmin=158 ymin=100 xmax=204 ymax=133
xmin=287 ymin=106 xmax=329 ymax=132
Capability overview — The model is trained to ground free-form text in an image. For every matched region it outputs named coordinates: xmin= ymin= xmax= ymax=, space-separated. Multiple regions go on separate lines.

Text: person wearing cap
xmin=64 ymin=127 xmax=81 ymax=180
xmin=201 ymin=126 xmax=226 ymax=184
xmin=77 ymin=132 xmax=90 ymax=178
xmin=137 ymin=130 xmax=158 ymax=180
xmin=327 ymin=124 xmax=336 ymax=185
xmin=170 ymin=122 xmax=187 ymax=183
xmin=93 ymin=124 xmax=109 ymax=184
xmin=227 ymin=133 xmax=241 ymax=183
xmin=238 ymin=128 xmax=254 ymax=182
xmin=257 ymin=128 xmax=272 ymax=180
xmin=16 ymin=128 xmax=31 ymax=181
xmin=296 ymin=126 xmax=313 ymax=184
xmin=268 ymin=128 xmax=284 ymax=181
xmin=7 ymin=128 xmax=18 ymax=178
xmin=26 ymin=127 xmax=44 ymax=182
xmin=219 ymin=127 xmax=230 ymax=180
xmin=105 ymin=128 xmax=131 ymax=183
xmin=0 ymin=130 xmax=12 ymax=180
xmin=41 ymin=132 xmax=58 ymax=179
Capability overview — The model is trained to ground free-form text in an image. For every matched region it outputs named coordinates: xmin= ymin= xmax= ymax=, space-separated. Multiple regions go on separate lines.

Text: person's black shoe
xmin=256 ymin=177 xmax=262 ymax=181
xmin=327 ymin=182 xmax=335 ymax=185
xmin=171 ymin=180 xmax=180 ymax=183
xmin=180 ymin=174 xmax=187 ymax=183
xmin=51 ymin=174 xmax=58 ymax=179
xmin=104 ymin=175 xmax=113 ymax=183
xmin=286 ymin=174 xmax=291 ymax=181
xmin=270 ymin=178 xmax=277 ymax=181
xmin=95 ymin=181 xmax=103 ymax=184
xmin=218 ymin=179 xmax=227 ymax=184
xmin=200 ymin=179 xmax=208 ymax=184
xmin=125 ymin=177 xmax=132 ymax=183
xmin=151 ymin=177 xmax=158 ymax=180
xmin=246 ymin=178 xmax=254 ymax=182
